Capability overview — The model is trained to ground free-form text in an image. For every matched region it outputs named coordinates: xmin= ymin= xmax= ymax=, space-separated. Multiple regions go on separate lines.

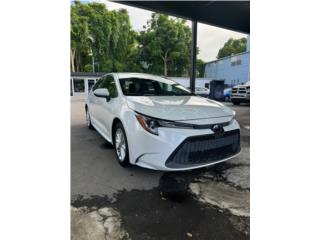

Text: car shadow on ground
xmin=99 ymin=141 xmax=114 ymax=150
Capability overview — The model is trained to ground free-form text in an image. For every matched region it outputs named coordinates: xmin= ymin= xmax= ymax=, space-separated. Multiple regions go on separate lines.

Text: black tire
xmin=86 ymin=108 xmax=94 ymax=130
xmin=232 ymin=101 xmax=240 ymax=105
xmin=113 ymin=122 xmax=130 ymax=167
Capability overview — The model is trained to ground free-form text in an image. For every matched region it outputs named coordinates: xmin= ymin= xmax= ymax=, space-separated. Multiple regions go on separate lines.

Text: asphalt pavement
xmin=71 ymin=97 xmax=250 ymax=239
xmin=71 ymin=97 xmax=162 ymax=201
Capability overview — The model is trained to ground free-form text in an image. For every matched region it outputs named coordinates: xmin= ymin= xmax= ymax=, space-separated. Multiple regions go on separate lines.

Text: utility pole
xmin=88 ymin=35 xmax=95 ymax=73
xmin=92 ymin=55 xmax=95 ymax=73
xmin=190 ymin=20 xmax=197 ymax=93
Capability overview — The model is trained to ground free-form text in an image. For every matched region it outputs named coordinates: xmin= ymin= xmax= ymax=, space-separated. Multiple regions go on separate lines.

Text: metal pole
xmin=190 ymin=20 xmax=197 ymax=93
xmin=92 ymin=55 xmax=95 ymax=73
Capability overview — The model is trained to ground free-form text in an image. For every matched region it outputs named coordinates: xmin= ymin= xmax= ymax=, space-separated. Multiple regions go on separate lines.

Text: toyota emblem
xmin=212 ymin=124 xmax=224 ymax=136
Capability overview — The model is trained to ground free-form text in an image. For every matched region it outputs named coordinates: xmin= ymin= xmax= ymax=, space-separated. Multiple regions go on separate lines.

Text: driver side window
xmin=96 ymin=75 xmax=118 ymax=98
xmin=92 ymin=78 xmax=103 ymax=91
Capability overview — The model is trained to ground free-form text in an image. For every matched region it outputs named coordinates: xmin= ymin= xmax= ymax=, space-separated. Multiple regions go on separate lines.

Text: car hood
xmin=125 ymin=96 xmax=234 ymax=121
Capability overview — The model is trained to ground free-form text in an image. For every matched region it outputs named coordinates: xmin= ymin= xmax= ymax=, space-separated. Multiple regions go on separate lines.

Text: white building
xmin=204 ymin=36 xmax=250 ymax=87
xmin=70 ymin=72 xmax=104 ymax=98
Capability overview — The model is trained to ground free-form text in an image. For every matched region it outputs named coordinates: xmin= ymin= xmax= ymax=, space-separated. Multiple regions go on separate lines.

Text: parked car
xmin=186 ymin=86 xmax=210 ymax=97
xmin=195 ymin=87 xmax=210 ymax=97
xmin=231 ymin=81 xmax=250 ymax=105
xmin=85 ymin=73 xmax=241 ymax=171
xmin=224 ymin=88 xmax=232 ymax=102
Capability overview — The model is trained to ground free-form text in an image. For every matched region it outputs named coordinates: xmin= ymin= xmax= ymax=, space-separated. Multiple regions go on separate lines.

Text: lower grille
xmin=165 ymin=130 xmax=240 ymax=169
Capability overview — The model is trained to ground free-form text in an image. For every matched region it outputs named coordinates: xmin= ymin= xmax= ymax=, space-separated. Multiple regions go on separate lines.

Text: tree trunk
xmin=78 ymin=52 xmax=81 ymax=72
xmin=163 ymin=58 xmax=167 ymax=76
xmin=75 ymin=51 xmax=80 ymax=72
xmin=70 ymin=49 xmax=75 ymax=73
xmin=75 ymin=51 xmax=78 ymax=72
xmin=162 ymin=51 xmax=169 ymax=76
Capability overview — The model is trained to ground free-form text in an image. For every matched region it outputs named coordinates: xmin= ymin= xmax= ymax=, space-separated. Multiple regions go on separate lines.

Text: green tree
xmin=71 ymin=4 xmax=90 ymax=72
xmin=196 ymin=59 xmax=206 ymax=77
xmin=138 ymin=13 xmax=192 ymax=76
xmin=217 ymin=37 xmax=247 ymax=59
xmin=71 ymin=1 xmax=139 ymax=72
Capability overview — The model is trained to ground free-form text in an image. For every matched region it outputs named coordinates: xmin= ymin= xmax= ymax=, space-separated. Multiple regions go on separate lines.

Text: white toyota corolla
xmin=86 ymin=73 xmax=241 ymax=171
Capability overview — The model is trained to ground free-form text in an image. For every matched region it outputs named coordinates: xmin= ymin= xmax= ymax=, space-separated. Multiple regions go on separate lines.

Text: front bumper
xmin=231 ymin=94 xmax=250 ymax=103
xmin=125 ymin=114 xmax=241 ymax=171
xmin=165 ymin=129 xmax=240 ymax=169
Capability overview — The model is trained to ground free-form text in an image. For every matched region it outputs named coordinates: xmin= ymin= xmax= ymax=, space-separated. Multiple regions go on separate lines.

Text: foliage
xmin=138 ymin=13 xmax=193 ymax=76
xmin=71 ymin=2 xmax=204 ymax=77
xmin=84 ymin=64 xmax=93 ymax=72
xmin=216 ymin=38 xmax=247 ymax=59
xmin=71 ymin=1 xmax=140 ymax=72
xmin=196 ymin=59 xmax=206 ymax=77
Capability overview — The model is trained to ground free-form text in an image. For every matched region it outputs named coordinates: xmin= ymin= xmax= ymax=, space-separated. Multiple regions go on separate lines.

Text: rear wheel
xmin=113 ymin=122 xmax=130 ymax=167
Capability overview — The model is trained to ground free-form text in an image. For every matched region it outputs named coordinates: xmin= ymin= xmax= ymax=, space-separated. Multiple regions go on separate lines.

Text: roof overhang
xmin=116 ymin=1 xmax=250 ymax=34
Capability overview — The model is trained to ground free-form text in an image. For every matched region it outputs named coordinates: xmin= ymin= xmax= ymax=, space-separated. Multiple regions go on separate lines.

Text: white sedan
xmin=195 ymin=87 xmax=210 ymax=97
xmin=86 ymin=73 xmax=241 ymax=171
xmin=187 ymin=86 xmax=210 ymax=97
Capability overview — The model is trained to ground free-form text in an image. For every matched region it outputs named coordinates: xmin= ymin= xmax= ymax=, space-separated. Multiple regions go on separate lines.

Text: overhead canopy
xmin=117 ymin=1 xmax=250 ymax=34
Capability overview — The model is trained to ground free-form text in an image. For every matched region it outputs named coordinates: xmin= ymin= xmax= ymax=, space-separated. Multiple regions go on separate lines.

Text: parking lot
xmin=71 ymin=97 xmax=250 ymax=239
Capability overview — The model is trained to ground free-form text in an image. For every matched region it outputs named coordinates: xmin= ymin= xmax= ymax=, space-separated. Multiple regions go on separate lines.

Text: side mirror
xmin=93 ymin=88 xmax=111 ymax=101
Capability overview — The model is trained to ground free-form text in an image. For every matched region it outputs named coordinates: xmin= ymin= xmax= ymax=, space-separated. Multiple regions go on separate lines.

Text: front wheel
xmin=113 ymin=122 xmax=130 ymax=167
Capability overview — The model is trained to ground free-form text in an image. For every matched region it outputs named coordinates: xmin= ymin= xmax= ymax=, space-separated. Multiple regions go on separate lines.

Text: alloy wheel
xmin=115 ymin=128 xmax=126 ymax=162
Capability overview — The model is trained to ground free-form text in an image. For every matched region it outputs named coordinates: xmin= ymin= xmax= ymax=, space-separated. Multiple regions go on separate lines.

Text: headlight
xmin=135 ymin=113 xmax=160 ymax=135
xmin=231 ymin=110 xmax=236 ymax=121
xmin=135 ymin=112 xmax=194 ymax=135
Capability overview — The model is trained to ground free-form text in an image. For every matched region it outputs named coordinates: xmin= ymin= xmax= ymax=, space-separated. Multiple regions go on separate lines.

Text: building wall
xmin=204 ymin=51 xmax=250 ymax=87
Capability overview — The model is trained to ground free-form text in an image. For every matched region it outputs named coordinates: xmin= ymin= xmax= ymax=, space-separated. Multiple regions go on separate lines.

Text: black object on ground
xmin=158 ymin=172 xmax=189 ymax=202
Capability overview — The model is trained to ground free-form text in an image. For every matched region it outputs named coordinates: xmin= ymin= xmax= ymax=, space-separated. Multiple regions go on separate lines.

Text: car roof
xmin=114 ymin=72 xmax=167 ymax=81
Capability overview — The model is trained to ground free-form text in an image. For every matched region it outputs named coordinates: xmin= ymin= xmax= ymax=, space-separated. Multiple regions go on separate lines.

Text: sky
xmin=95 ymin=0 xmax=248 ymax=62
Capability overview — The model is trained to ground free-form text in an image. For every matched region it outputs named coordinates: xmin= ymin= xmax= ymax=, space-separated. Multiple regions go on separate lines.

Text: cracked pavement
xmin=71 ymin=97 xmax=250 ymax=239
xmin=71 ymin=206 xmax=130 ymax=240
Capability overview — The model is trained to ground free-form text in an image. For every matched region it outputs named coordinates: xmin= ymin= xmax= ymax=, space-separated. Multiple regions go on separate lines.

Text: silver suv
xmin=231 ymin=81 xmax=250 ymax=105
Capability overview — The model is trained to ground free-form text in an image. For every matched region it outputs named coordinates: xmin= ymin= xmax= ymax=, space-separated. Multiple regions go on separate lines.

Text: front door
xmin=95 ymin=75 xmax=119 ymax=140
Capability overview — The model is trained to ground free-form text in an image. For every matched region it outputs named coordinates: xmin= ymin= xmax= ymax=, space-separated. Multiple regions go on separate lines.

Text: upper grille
xmin=165 ymin=130 xmax=240 ymax=169
xmin=238 ymin=87 xmax=247 ymax=93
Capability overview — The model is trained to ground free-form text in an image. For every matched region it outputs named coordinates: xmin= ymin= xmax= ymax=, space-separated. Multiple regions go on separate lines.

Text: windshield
xmin=119 ymin=77 xmax=193 ymax=96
